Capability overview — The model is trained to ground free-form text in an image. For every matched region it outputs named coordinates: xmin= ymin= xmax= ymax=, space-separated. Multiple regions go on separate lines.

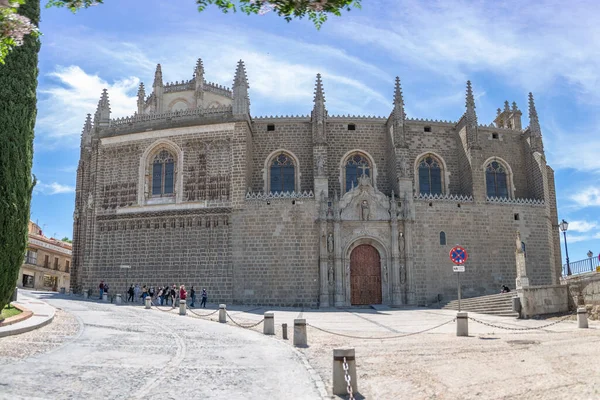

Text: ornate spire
xmin=393 ymin=77 xmax=405 ymax=118
xmin=233 ymin=59 xmax=249 ymax=88
xmin=95 ymin=89 xmax=111 ymax=127
xmin=194 ymin=58 xmax=205 ymax=106
xmin=504 ymin=100 xmax=510 ymax=113
xmin=314 ymin=73 xmax=325 ymax=103
xmin=81 ymin=113 xmax=92 ymax=148
xmin=512 ymin=101 xmax=519 ymax=113
xmin=194 ymin=58 xmax=204 ymax=78
xmin=528 ymin=92 xmax=544 ymax=153
xmin=137 ymin=82 xmax=145 ymax=114
xmin=153 ymin=64 xmax=163 ymax=88
xmin=392 ymin=76 xmax=406 ymax=147
xmin=528 ymin=92 xmax=541 ymax=135
xmin=232 ymin=60 xmax=250 ymax=116
xmin=465 ymin=81 xmax=479 ymax=148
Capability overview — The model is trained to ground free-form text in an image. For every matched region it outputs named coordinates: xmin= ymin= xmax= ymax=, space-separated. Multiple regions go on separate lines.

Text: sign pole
xmin=457 ymin=272 xmax=461 ymax=312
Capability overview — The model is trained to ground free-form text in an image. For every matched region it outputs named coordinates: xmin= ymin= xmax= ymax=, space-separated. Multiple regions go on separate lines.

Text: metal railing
xmin=563 ymin=256 xmax=599 ymax=276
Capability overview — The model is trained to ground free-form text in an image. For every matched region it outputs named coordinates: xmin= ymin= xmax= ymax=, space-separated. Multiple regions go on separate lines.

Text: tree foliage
xmin=61 ymin=236 xmax=72 ymax=243
xmin=0 ymin=0 xmax=39 ymax=311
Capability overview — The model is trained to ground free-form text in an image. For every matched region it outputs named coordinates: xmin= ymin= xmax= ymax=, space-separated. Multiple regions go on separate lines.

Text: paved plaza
xmin=1 ymin=292 xmax=600 ymax=399
xmin=0 ymin=292 xmax=321 ymax=400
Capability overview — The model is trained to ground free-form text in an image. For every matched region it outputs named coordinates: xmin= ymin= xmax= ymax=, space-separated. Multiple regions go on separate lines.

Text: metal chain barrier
xmin=225 ymin=311 xmax=264 ymax=329
xmin=343 ymin=357 xmax=354 ymax=400
xmin=308 ymin=318 xmax=456 ymax=340
xmin=468 ymin=312 xmax=576 ymax=331
xmin=151 ymin=299 xmax=177 ymax=313
xmin=187 ymin=307 xmax=219 ymax=318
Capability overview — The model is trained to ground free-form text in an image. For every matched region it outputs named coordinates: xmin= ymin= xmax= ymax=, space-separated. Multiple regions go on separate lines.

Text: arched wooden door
xmin=350 ymin=244 xmax=382 ymax=305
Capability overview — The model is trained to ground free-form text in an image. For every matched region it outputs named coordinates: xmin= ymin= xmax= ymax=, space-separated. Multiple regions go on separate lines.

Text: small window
xmin=424 ymin=126 xmax=432 ymax=132
xmin=521 ymin=241 xmax=526 ymax=257
xmin=267 ymin=124 xmax=275 ymax=131
xmin=514 ymin=213 xmax=520 ymax=221
xmin=492 ymin=133 xmax=499 ymax=139
xmin=348 ymin=124 xmax=356 ymax=131
xmin=440 ymin=231 xmax=447 ymax=246
xmin=44 ymin=255 xmax=49 ymax=267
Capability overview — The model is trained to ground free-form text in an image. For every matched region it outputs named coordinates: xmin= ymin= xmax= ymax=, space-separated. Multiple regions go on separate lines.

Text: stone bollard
xmin=83 ymin=291 xmax=88 ymax=299
xmin=512 ymin=296 xmax=521 ymax=315
xmin=456 ymin=312 xmax=469 ymax=337
xmin=219 ymin=304 xmax=227 ymax=323
xmin=102 ymin=293 xmax=108 ymax=302
xmin=144 ymin=296 xmax=151 ymax=309
xmin=60 ymin=287 xmax=66 ymax=294
xmin=333 ymin=348 xmax=358 ymax=396
xmin=116 ymin=294 xmax=122 ymax=304
xmin=282 ymin=323 xmax=288 ymax=340
xmin=263 ymin=312 xmax=275 ymax=335
xmin=293 ymin=319 xmax=307 ymax=347
xmin=577 ymin=307 xmax=589 ymax=329
xmin=179 ymin=300 xmax=187 ymax=316
xmin=11 ymin=287 xmax=18 ymax=302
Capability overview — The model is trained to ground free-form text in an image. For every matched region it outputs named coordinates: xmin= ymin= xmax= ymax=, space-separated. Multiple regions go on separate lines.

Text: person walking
xmin=170 ymin=285 xmax=177 ymax=309
xmin=98 ymin=280 xmax=104 ymax=299
xmin=157 ymin=287 xmax=164 ymax=305
xmin=127 ymin=285 xmax=134 ymax=302
xmin=179 ymin=285 xmax=187 ymax=307
xmin=141 ymin=285 xmax=148 ymax=300
xmin=134 ymin=284 xmax=140 ymax=303
xmin=200 ymin=288 xmax=207 ymax=308
xmin=190 ymin=286 xmax=196 ymax=308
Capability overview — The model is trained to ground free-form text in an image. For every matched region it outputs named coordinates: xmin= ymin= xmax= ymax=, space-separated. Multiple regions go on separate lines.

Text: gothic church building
xmin=71 ymin=59 xmax=562 ymax=307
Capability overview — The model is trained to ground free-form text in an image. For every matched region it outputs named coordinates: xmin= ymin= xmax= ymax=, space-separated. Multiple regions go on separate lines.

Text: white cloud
xmin=571 ymin=187 xmax=600 ymax=208
xmin=567 ymin=220 xmax=598 ymax=233
xmin=36 ymin=65 xmax=138 ymax=147
xmin=34 ymin=181 xmax=75 ymax=195
xmin=332 ymin=0 xmax=600 ymax=100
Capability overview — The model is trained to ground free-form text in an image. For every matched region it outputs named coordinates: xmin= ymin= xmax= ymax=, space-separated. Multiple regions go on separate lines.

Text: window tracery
xmin=269 ymin=153 xmax=295 ymax=193
xmin=418 ymin=155 xmax=443 ymax=195
xmin=345 ymin=153 xmax=371 ymax=192
xmin=151 ymin=149 xmax=175 ymax=197
xmin=485 ymin=160 xmax=509 ymax=198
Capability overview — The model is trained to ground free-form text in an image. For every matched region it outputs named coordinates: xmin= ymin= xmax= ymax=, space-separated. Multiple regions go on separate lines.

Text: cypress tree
xmin=0 ymin=0 xmax=40 ymax=312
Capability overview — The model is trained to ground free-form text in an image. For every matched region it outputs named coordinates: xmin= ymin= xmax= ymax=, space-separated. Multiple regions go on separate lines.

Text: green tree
xmin=61 ymin=236 xmax=72 ymax=243
xmin=49 ymin=0 xmax=362 ymax=28
xmin=0 ymin=0 xmax=39 ymax=311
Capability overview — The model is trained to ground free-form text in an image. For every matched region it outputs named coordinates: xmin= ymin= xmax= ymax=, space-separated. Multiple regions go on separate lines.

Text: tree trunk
xmin=0 ymin=0 xmax=40 ymax=311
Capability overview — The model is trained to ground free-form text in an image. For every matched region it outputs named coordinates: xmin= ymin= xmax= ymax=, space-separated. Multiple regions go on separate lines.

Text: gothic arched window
xmin=440 ymin=231 xmax=446 ymax=246
xmin=486 ymin=160 xmax=509 ymax=198
xmin=345 ymin=153 xmax=371 ymax=192
xmin=151 ymin=149 xmax=175 ymax=197
xmin=270 ymin=153 xmax=295 ymax=193
xmin=418 ymin=155 xmax=443 ymax=195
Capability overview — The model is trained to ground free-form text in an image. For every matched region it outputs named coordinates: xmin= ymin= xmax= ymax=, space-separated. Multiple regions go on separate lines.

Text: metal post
xmin=563 ymin=231 xmax=572 ymax=276
xmin=591 ymin=257 xmax=594 ymax=272
xmin=457 ymin=272 xmax=461 ymax=312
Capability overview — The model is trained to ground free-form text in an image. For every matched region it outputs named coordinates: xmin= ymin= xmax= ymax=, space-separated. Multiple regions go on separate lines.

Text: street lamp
xmin=559 ymin=220 xmax=571 ymax=276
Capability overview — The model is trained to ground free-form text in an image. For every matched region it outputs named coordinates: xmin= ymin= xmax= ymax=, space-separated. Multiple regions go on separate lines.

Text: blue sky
xmin=31 ymin=0 xmax=600 ymax=264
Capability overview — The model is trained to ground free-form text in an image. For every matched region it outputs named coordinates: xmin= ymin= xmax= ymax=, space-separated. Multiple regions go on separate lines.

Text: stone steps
xmin=441 ymin=292 xmax=518 ymax=318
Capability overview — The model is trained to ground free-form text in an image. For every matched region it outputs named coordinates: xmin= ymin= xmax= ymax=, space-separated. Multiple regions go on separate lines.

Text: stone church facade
xmin=71 ymin=59 xmax=562 ymax=307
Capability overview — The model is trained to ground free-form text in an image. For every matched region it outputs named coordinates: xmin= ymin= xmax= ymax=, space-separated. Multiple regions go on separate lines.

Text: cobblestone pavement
xmin=0 ymin=293 xmax=322 ymax=400
xmin=196 ymin=306 xmax=600 ymax=399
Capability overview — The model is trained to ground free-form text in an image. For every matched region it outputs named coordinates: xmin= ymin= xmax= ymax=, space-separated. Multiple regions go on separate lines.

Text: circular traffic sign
xmin=450 ymin=245 xmax=468 ymax=265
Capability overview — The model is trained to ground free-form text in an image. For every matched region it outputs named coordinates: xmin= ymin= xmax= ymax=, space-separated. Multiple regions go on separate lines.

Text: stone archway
xmin=350 ymin=244 xmax=382 ymax=305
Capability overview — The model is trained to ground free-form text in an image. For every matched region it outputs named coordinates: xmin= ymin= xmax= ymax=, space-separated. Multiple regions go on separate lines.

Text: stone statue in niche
xmin=400 ymin=264 xmax=407 ymax=284
xmin=516 ymin=231 xmax=522 ymax=252
xmin=87 ymin=193 xmax=94 ymax=210
xmin=398 ymin=232 xmax=405 ymax=258
xmin=316 ymin=155 xmax=325 ymax=176
xmin=399 ymin=156 xmax=408 ymax=177
xmin=360 ymin=200 xmax=370 ymax=221
xmin=383 ymin=264 xmax=388 ymax=283
xmin=328 ymin=266 xmax=334 ymax=285
xmin=327 ymin=233 xmax=334 ymax=253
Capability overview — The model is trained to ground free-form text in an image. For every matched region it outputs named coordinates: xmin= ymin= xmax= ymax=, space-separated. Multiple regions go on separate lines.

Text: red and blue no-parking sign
xmin=450 ymin=245 xmax=468 ymax=265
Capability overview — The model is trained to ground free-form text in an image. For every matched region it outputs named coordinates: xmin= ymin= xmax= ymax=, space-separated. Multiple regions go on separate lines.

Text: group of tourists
xmin=99 ymin=280 xmax=208 ymax=308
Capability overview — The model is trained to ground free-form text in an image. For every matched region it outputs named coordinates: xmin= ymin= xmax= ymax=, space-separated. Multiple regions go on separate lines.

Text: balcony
xmin=24 ymin=257 xmax=37 ymax=265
